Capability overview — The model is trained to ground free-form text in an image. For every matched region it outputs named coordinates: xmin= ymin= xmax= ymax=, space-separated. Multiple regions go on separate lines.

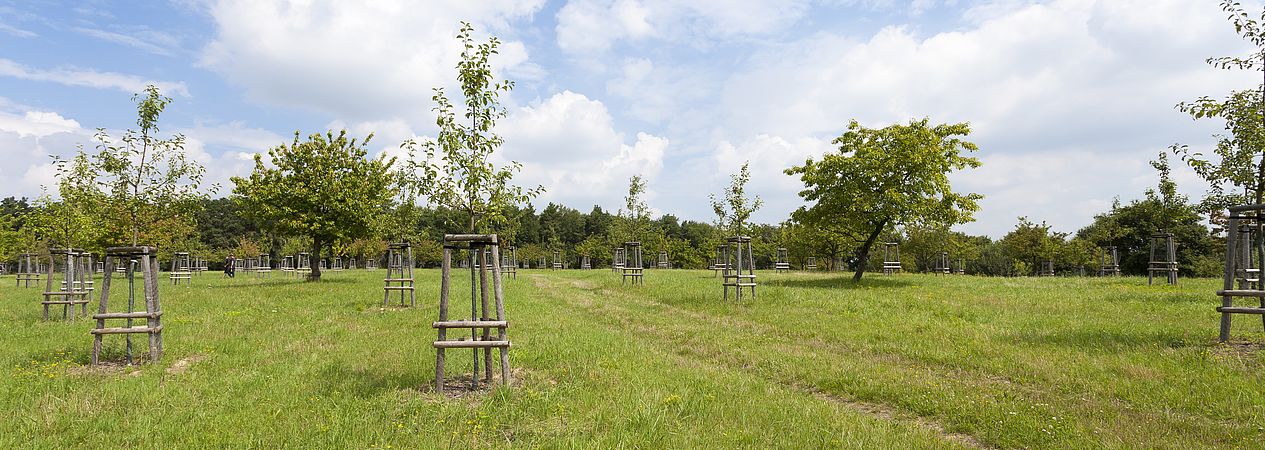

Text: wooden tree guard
xmin=16 ymin=252 xmax=43 ymax=287
xmin=882 ymin=243 xmax=901 ymax=275
xmin=435 ymin=234 xmax=511 ymax=393
xmin=580 ymin=255 xmax=591 ymax=270
xmin=192 ymin=256 xmax=207 ymax=275
xmin=297 ymin=252 xmax=311 ymax=277
xmin=501 ymin=246 xmax=517 ymax=280
xmin=612 ymin=247 xmax=625 ymax=272
xmin=281 ymin=255 xmax=295 ymax=274
xmin=722 ymin=236 xmax=756 ymax=301
xmin=1038 ymin=259 xmax=1055 ymax=277
xmin=93 ymin=246 xmax=163 ymax=365
xmin=805 ymin=257 xmax=817 ymax=271
xmin=711 ymin=244 xmax=728 ymax=277
xmin=1099 ymin=246 xmax=1120 ymax=276
xmin=1233 ymin=222 xmax=1259 ymax=290
xmin=333 ymin=256 xmax=345 ymax=271
xmin=366 ymin=257 xmax=377 ymax=270
xmin=169 ymin=252 xmax=193 ymax=285
xmin=384 ymin=242 xmax=416 ymax=307
xmin=956 ymin=258 xmax=966 ymax=275
xmin=256 ymin=254 xmax=272 ymax=277
xmin=551 ymin=250 xmax=563 ymax=270
xmin=657 ymin=251 xmax=670 ymax=269
xmin=775 ymin=248 xmax=791 ymax=273
xmin=43 ymin=249 xmax=90 ymax=320
xmin=1148 ymin=232 xmax=1178 ymax=286
xmin=1216 ymin=205 xmax=1265 ymax=341
xmin=933 ymin=252 xmax=951 ymax=275
xmin=622 ymin=242 xmax=644 ymax=285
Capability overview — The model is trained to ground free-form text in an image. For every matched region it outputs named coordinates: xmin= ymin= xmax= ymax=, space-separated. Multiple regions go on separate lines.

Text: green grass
xmin=1 ymin=269 xmax=1262 ymax=448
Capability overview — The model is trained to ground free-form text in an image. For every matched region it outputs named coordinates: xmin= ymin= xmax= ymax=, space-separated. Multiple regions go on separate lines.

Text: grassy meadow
xmin=1 ymin=268 xmax=1263 ymax=448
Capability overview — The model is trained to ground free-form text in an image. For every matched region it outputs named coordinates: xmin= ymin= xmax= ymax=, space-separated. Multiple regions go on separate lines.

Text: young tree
xmin=1172 ymin=1 xmax=1265 ymax=211
xmin=404 ymin=22 xmax=542 ymax=234
xmin=91 ymin=85 xmax=209 ymax=247
xmin=232 ymin=130 xmax=396 ymax=281
xmin=710 ymin=161 xmax=763 ymax=237
xmin=613 ymin=175 xmax=655 ymax=244
xmin=785 ymin=118 xmax=983 ymax=281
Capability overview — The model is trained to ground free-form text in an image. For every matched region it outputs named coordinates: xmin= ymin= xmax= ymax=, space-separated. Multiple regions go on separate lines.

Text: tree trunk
xmin=851 ymin=218 xmax=889 ymax=282
xmin=309 ymin=236 xmax=323 ymax=281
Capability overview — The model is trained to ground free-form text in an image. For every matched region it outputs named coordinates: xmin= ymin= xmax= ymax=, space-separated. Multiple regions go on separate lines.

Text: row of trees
xmin=6 ymin=3 xmax=1261 ymax=282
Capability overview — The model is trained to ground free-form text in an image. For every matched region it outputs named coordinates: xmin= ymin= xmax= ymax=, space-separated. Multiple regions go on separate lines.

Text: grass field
xmin=1 ymin=268 xmax=1263 ymax=448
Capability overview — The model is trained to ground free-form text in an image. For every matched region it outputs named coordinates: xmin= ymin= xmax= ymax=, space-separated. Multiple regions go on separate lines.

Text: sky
xmin=0 ymin=0 xmax=1260 ymax=238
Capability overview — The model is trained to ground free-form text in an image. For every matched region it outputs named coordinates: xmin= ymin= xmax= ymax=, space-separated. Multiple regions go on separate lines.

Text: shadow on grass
xmin=318 ymin=363 xmax=427 ymax=396
xmin=1010 ymin=328 xmax=1199 ymax=351
xmin=764 ymin=276 xmax=914 ymax=290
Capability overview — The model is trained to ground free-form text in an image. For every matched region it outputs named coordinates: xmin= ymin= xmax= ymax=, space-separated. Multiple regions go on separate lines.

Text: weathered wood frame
xmin=882 ymin=243 xmax=901 ymax=275
xmin=1217 ymin=205 xmax=1265 ymax=341
xmin=170 ymin=251 xmax=193 ymax=285
xmin=93 ymin=246 xmax=163 ymax=365
xmin=722 ymin=236 xmax=756 ymax=301
xmin=774 ymin=248 xmax=791 ymax=273
xmin=43 ymin=248 xmax=90 ymax=320
xmin=384 ymin=242 xmax=416 ymax=307
xmin=16 ymin=252 xmax=43 ymax=287
xmin=435 ymin=234 xmax=511 ymax=394
xmin=1148 ymin=232 xmax=1178 ymax=286
xmin=1099 ymin=246 xmax=1121 ymax=276
xmin=622 ymin=242 xmax=644 ymax=286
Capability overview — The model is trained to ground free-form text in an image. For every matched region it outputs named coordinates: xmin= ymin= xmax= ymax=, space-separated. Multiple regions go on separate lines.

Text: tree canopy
xmin=232 ymin=130 xmax=396 ymax=280
xmin=785 ymin=118 xmax=983 ymax=281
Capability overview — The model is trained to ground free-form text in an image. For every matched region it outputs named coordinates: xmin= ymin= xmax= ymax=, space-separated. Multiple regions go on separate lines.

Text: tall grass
xmin=0 ymin=269 xmax=1257 ymax=448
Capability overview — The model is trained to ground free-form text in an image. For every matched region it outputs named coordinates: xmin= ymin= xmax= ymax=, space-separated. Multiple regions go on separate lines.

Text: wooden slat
xmin=432 ymin=340 xmax=511 ymax=349
xmin=41 ymin=300 xmax=90 ymax=305
xmin=382 ymin=278 xmax=414 ymax=282
xmin=91 ymin=326 xmax=163 ymax=335
xmin=444 ymin=234 xmax=497 ymax=243
xmin=93 ymin=311 xmax=163 ymax=319
xmin=432 ymin=320 xmax=508 ymax=329
xmin=1217 ymin=306 xmax=1265 ymax=315
xmin=1217 ymin=290 xmax=1265 ymax=297
xmin=383 ymin=286 xmax=415 ymax=290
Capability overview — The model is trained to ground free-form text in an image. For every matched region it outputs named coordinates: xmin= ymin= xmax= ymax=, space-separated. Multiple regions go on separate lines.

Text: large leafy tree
xmin=232 ymin=130 xmax=396 ymax=281
xmin=404 ymin=22 xmax=541 ymax=234
xmin=785 ymin=118 xmax=983 ymax=281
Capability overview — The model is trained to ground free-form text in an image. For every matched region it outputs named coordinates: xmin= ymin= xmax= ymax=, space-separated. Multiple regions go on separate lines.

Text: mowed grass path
xmin=0 ymin=269 xmax=1261 ymax=448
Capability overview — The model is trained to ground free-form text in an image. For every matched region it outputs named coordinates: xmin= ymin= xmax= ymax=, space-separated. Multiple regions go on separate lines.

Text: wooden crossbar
xmin=433 ymin=340 xmax=511 ymax=349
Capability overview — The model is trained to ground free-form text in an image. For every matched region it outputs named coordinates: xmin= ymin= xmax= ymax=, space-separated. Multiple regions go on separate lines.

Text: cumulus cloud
xmin=198 ymin=0 xmax=544 ymax=123
xmin=498 ymin=91 xmax=667 ymax=209
xmin=0 ymin=105 xmax=92 ymax=197
xmin=699 ymin=0 xmax=1257 ymax=236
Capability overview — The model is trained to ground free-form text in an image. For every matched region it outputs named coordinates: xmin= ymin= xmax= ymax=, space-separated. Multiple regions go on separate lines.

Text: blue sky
xmin=0 ymin=0 xmax=1259 ymax=237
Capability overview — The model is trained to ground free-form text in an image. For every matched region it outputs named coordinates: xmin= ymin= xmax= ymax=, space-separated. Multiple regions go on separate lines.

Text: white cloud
xmin=0 ymin=106 xmax=92 ymax=197
xmin=555 ymin=0 xmax=812 ymax=55
xmin=701 ymin=0 xmax=1257 ymax=236
xmin=0 ymin=58 xmax=190 ymax=97
xmin=199 ymin=0 xmax=544 ymax=123
xmin=498 ymin=90 xmax=667 ymax=208
xmin=179 ymin=122 xmax=289 ymax=195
